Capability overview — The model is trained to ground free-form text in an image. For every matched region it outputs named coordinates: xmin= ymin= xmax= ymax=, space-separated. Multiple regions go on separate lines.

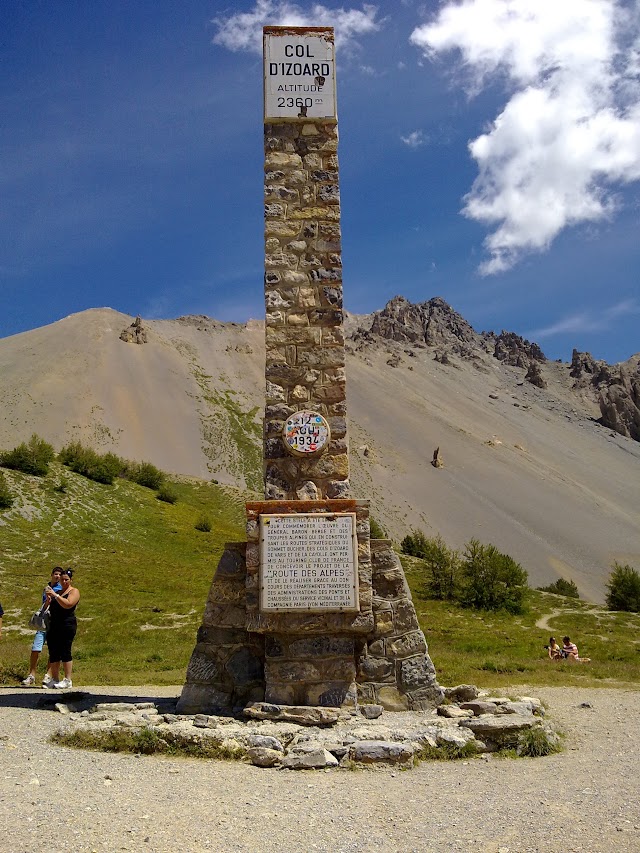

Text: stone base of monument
xmin=53 ymin=688 xmax=560 ymax=770
xmin=177 ymin=501 xmax=443 ymax=714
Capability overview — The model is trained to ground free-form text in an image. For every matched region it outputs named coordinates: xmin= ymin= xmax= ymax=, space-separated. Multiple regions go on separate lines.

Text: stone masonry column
xmin=178 ymin=27 xmax=442 ymax=714
xmin=263 ymin=29 xmax=348 ymax=502
xmin=256 ymin=27 xmax=358 ymax=708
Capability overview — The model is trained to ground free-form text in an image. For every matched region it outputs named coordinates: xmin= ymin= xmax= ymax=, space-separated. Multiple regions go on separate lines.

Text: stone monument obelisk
xmin=178 ymin=26 xmax=441 ymax=713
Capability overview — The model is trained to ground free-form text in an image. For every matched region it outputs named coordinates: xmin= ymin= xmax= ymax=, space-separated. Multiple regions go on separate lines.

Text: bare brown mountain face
xmin=362 ymin=296 xmax=548 ymax=385
xmin=368 ymin=295 xmax=480 ymax=356
xmin=492 ymin=330 xmax=546 ymax=370
xmin=1 ymin=299 xmax=639 ymax=602
xmin=570 ymin=349 xmax=640 ymax=441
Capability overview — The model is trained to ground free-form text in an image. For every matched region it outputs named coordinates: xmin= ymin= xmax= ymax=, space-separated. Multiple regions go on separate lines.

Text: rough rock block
xmin=244 ymin=702 xmax=340 ymax=727
xmin=281 ymin=748 xmax=338 ymax=769
xmin=245 ymin=734 xmax=284 ymax=752
xmin=176 ymin=684 xmax=232 ymax=715
xmin=460 ymin=700 xmax=499 ymax=716
xmin=444 ymin=684 xmax=479 ymax=703
xmin=349 ymin=740 xmax=413 ymax=764
xmin=437 ymin=705 xmax=474 ymax=720
xmin=460 ymin=715 xmax=537 ymax=739
xmin=359 ymin=704 xmax=384 ymax=720
xmin=435 ymin=728 xmax=477 ymax=749
xmin=376 ymin=686 xmax=409 ymax=712
xmin=247 ymin=747 xmax=282 ymax=767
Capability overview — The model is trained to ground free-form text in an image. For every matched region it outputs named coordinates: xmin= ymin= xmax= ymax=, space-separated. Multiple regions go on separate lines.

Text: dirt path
xmin=535 ymin=609 xmax=565 ymax=632
xmin=536 ymin=606 xmax=614 ymax=635
xmin=2 ymin=685 xmax=639 ymax=852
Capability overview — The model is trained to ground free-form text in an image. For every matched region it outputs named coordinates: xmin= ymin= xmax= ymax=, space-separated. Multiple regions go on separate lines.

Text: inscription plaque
xmin=264 ymin=29 xmax=337 ymax=120
xmin=260 ymin=513 xmax=358 ymax=612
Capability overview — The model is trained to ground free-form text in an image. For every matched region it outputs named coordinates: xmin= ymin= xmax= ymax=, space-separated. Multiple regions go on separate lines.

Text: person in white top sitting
xmin=562 ymin=635 xmax=590 ymax=663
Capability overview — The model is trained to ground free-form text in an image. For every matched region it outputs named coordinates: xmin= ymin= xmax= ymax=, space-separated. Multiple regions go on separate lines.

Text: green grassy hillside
xmin=0 ymin=463 xmax=247 ymax=684
xmin=402 ymin=555 xmax=640 ymax=689
xmin=1 ymin=464 xmax=638 ymax=689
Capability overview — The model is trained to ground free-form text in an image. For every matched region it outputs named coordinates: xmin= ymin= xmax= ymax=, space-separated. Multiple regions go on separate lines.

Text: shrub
xmin=605 ymin=562 xmax=640 ymax=613
xmin=90 ymin=452 xmax=124 ymax=484
xmin=537 ymin=577 xmax=579 ymax=598
xmin=0 ymin=472 xmax=13 ymax=509
xmin=58 ymin=441 xmax=85 ymax=466
xmin=195 ymin=515 xmax=212 ymax=532
xmin=401 ymin=529 xmax=528 ymax=609
xmin=59 ymin=442 xmax=98 ymax=476
xmin=124 ymin=461 xmax=165 ymax=490
xmin=59 ymin=442 xmax=124 ymax=485
xmin=458 ymin=539 xmax=528 ymax=614
xmin=401 ymin=529 xmax=433 ymax=558
xmin=516 ymin=725 xmax=561 ymax=757
xmin=53 ymin=478 xmax=68 ymax=494
xmin=0 ymin=433 xmax=55 ymax=476
xmin=401 ymin=534 xmax=414 ymax=555
xmin=422 ymin=535 xmax=461 ymax=601
xmin=414 ymin=741 xmax=478 ymax=762
xmin=400 ymin=530 xmax=461 ymax=599
xmin=156 ymin=484 xmax=178 ymax=504
xmin=369 ymin=517 xmax=387 ymax=539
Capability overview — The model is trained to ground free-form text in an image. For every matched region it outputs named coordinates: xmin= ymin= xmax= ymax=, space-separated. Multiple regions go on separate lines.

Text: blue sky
xmin=2 ymin=0 xmax=639 ymax=362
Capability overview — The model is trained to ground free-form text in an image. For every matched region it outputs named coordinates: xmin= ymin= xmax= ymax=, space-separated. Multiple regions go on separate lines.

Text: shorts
xmin=31 ymin=630 xmax=46 ymax=653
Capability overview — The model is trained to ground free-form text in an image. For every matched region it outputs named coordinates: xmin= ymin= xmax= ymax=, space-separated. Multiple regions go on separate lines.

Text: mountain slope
xmin=0 ymin=309 xmax=265 ymax=489
xmin=1 ymin=302 xmax=639 ymax=602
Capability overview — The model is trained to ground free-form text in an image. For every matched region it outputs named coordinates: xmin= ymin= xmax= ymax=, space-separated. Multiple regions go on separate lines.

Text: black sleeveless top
xmin=49 ymin=589 xmax=77 ymax=625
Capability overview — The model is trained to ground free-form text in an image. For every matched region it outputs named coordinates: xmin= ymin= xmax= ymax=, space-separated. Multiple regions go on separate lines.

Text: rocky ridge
xmin=367 ymin=295 xmax=481 ymax=358
xmin=354 ymin=296 xmax=548 ymax=382
xmin=119 ymin=315 xmax=147 ymax=344
xmin=352 ymin=295 xmax=639 ymax=438
xmin=570 ymin=349 xmax=640 ymax=441
xmin=492 ymin=330 xmax=546 ymax=369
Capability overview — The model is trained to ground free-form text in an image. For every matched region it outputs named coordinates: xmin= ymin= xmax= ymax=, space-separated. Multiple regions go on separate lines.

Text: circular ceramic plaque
xmin=282 ymin=410 xmax=331 ymax=456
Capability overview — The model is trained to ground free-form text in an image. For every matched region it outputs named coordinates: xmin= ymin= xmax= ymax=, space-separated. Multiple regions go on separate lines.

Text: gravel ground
xmin=1 ymin=685 xmax=639 ymax=853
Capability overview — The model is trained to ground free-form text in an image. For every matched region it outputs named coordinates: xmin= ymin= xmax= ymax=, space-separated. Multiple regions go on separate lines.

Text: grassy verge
xmin=53 ymin=728 xmax=245 ymax=759
xmin=57 ymin=725 xmax=560 ymax=764
xmin=2 ymin=465 xmax=639 ymax=689
xmin=402 ymin=555 xmax=640 ymax=688
xmin=0 ymin=463 xmax=246 ymax=684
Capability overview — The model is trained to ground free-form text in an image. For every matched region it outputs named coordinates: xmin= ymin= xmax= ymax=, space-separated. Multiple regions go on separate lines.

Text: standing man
xmin=21 ymin=567 xmax=62 ymax=686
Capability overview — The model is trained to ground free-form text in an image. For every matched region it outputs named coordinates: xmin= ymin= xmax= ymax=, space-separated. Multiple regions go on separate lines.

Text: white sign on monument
xmin=264 ymin=28 xmax=336 ymax=120
xmin=260 ymin=513 xmax=358 ymax=612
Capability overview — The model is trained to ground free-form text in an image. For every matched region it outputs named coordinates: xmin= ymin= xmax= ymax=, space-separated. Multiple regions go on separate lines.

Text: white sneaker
xmin=53 ymin=678 xmax=72 ymax=689
xmin=21 ymin=674 xmax=35 ymax=686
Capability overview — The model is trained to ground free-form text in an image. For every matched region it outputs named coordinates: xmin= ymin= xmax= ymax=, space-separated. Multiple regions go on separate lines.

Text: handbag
xmin=29 ymin=605 xmax=50 ymax=632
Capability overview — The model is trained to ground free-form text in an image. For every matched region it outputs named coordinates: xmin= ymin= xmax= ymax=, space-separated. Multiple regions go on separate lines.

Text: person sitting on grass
xmin=562 ymin=635 xmax=591 ymax=663
xmin=547 ymin=637 xmax=563 ymax=660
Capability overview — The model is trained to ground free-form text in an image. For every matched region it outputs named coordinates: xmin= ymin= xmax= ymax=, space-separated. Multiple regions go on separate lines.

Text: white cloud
xmin=212 ymin=1 xmax=380 ymax=54
xmin=401 ymin=129 xmax=426 ymax=148
xmin=529 ymin=299 xmax=640 ymax=339
xmin=410 ymin=0 xmax=640 ymax=274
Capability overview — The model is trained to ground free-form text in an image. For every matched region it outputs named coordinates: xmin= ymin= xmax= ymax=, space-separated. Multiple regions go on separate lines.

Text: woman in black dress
xmin=44 ymin=568 xmax=80 ymax=689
